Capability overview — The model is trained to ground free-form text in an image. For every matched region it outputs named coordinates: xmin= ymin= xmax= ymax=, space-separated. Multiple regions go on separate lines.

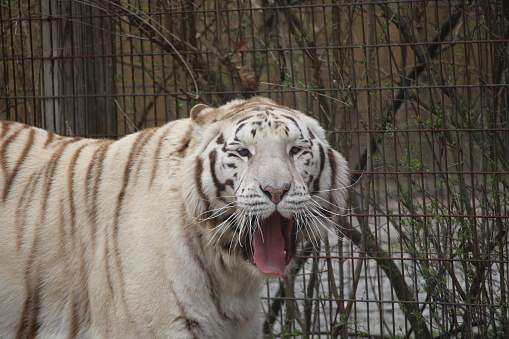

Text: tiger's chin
xmin=238 ymin=212 xmax=298 ymax=279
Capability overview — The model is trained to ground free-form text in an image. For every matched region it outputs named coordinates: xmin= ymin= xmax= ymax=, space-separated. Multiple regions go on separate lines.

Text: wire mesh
xmin=1 ymin=0 xmax=508 ymax=338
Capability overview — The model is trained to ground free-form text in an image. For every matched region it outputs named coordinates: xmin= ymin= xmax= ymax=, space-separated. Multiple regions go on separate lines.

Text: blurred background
xmin=1 ymin=0 xmax=508 ymax=337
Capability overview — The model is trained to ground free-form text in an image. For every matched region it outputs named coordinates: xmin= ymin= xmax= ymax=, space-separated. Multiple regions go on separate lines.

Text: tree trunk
xmin=41 ymin=0 xmax=117 ymax=136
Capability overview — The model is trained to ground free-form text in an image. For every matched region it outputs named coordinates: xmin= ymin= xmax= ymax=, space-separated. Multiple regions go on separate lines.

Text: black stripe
xmin=0 ymin=121 xmax=16 ymax=139
xmin=150 ymin=124 xmax=191 ymax=187
xmin=130 ymin=128 xmax=159 ymax=183
xmin=69 ymin=294 xmax=79 ymax=339
xmin=87 ymin=141 xmax=113 ymax=248
xmin=307 ymin=127 xmax=316 ymax=140
xmin=194 ymin=156 xmax=211 ymax=218
xmin=109 ymin=129 xmax=158 ymax=336
xmin=16 ymin=276 xmax=41 ymax=339
xmin=169 ymin=281 xmax=201 ymax=339
xmin=2 ymin=128 xmax=35 ymax=203
xmin=234 ymin=122 xmax=247 ymax=137
xmin=1 ymin=124 xmax=29 ymax=202
xmin=281 ymin=114 xmax=304 ymax=135
xmin=15 ymin=172 xmax=39 ymax=250
xmin=67 ymin=144 xmax=88 ymax=240
xmin=208 ymin=149 xmax=228 ymax=203
xmin=39 ymin=137 xmax=82 ymax=234
xmin=313 ymin=144 xmax=326 ymax=193
xmin=149 ymin=131 xmax=167 ymax=187
xmin=43 ymin=130 xmax=55 ymax=147
xmin=327 ymin=147 xmax=338 ymax=216
xmin=328 ymin=147 xmax=337 ymax=190
xmin=216 ymin=133 xmax=225 ymax=144
xmin=184 ymin=226 xmax=231 ymax=322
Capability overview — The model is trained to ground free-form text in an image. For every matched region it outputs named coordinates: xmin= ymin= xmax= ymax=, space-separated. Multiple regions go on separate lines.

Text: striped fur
xmin=0 ymin=97 xmax=349 ymax=338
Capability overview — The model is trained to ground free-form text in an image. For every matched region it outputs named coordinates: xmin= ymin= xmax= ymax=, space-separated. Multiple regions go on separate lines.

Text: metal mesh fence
xmin=1 ymin=0 xmax=508 ymax=337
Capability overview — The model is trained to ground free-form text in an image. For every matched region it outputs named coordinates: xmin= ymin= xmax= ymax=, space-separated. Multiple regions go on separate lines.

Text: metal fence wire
xmin=1 ymin=0 xmax=509 ymax=338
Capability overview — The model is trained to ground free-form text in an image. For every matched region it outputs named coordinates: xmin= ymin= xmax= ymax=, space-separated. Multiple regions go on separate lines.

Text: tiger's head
xmin=182 ymin=97 xmax=349 ymax=278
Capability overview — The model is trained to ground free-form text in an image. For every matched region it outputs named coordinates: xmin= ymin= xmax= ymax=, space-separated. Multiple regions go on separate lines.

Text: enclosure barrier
xmin=1 ymin=0 xmax=508 ymax=337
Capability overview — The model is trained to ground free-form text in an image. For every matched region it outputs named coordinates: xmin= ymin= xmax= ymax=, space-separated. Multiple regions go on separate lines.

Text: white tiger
xmin=0 ymin=97 xmax=349 ymax=338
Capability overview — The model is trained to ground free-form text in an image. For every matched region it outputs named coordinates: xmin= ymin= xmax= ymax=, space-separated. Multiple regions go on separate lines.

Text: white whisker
xmin=308 ymin=198 xmax=349 ymax=217
xmin=207 ymin=212 xmax=237 ymax=246
xmin=298 ymin=207 xmax=323 ymax=249
xmin=309 ymin=194 xmax=353 ymax=214
xmin=313 ymin=176 xmax=360 ymax=194
xmin=198 ymin=202 xmax=237 ymax=221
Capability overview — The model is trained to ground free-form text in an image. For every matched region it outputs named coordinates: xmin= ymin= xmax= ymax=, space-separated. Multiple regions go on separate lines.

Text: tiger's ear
xmin=190 ymin=104 xmax=217 ymax=126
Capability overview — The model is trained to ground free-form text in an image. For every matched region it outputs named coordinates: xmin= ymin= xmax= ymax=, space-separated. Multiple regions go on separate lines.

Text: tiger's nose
xmin=261 ymin=185 xmax=290 ymax=204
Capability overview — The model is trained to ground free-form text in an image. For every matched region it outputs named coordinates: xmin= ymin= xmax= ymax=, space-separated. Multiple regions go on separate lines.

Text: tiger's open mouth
xmin=242 ymin=212 xmax=296 ymax=278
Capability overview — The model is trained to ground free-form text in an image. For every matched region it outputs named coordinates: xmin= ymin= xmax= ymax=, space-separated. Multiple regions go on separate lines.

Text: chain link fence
xmin=1 ymin=0 xmax=508 ymax=337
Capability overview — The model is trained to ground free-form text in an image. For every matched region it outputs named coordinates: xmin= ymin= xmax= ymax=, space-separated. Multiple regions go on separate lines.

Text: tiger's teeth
xmin=283 ymin=250 xmax=287 ymax=255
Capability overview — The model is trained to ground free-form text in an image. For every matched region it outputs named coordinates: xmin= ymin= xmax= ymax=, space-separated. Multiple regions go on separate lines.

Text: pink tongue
xmin=253 ymin=213 xmax=286 ymax=277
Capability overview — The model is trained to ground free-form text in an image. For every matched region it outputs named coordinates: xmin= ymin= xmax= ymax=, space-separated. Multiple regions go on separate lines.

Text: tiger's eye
xmin=289 ymin=146 xmax=301 ymax=155
xmin=237 ymin=148 xmax=251 ymax=157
